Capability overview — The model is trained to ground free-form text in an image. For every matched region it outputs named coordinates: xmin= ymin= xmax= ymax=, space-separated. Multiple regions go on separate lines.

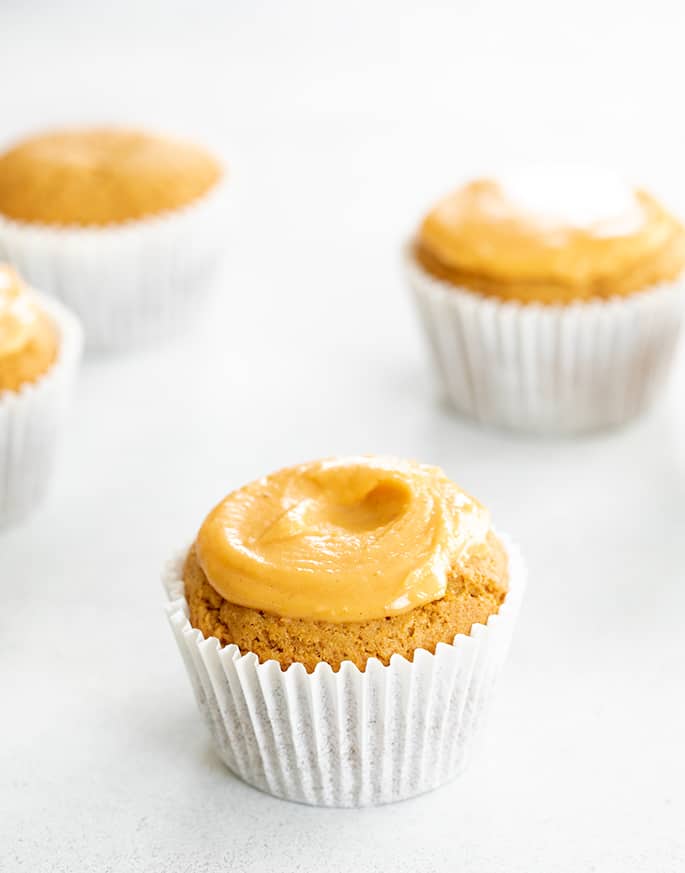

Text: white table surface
xmin=2 ymin=2 xmax=685 ymax=871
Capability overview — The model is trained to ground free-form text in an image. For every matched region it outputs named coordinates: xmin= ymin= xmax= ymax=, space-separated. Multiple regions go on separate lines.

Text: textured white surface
xmin=2 ymin=1 xmax=685 ymax=871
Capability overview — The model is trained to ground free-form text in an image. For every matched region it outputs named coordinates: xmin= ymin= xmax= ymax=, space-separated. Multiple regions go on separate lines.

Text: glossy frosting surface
xmin=195 ymin=456 xmax=491 ymax=622
xmin=414 ymin=168 xmax=685 ymax=302
xmin=0 ymin=264 xmax=58 ymax=391
xmin=0 ymin=265 xmax=38 ymax=356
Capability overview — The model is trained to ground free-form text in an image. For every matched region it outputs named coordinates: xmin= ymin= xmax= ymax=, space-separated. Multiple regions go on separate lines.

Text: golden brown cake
xmin=0 ymin=128 xmax=222 ymax=226
xmin=414 ymin=170 xmax=685 ymax=304
xmin=0 ymin=264 xmax=58 ymax=392
xmin=184 ymin=456 xmax=509 ymax=672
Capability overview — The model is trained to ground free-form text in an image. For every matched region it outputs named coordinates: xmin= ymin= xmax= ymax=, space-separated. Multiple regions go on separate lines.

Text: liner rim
xmin=404 ymin=245 xmax=685 ymax=314
xmin=0 ymin=290 xmax=83 ymax=405
xmin=0 ymin=173 xmax=228 ymax=238
xmin=163 ymin=530 xmax=526 ymax=679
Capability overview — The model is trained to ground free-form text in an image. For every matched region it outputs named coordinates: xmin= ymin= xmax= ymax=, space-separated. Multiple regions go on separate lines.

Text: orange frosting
xmin=414 ymin=170 xmax=685 ymax=303
xmin=0 ymin=264 xmax=58 ymax=392
xmin=0 ymin=128 xmax=222 ymax=226
xmin=195 ymin=457 xmax=491 ymax=623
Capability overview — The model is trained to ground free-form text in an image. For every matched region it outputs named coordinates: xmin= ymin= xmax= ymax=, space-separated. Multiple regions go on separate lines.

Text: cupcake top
xmin=196 ymin=456 xmax=491 ymax=622
xmin=0 ymin=128 xmax=222 ymax=227
xmin=414 ymin=167 xmax=685 ymax=303
xmin=185 ymin=456 xmax=508 ymax=671
xmin=0 ymin=264 xmax=58 ymax=392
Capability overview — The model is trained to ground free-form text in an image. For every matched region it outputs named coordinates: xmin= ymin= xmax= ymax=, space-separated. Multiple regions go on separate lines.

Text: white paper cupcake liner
xmin=0 ymin=180 xmax=228 ymax=353
xmin=406 ymin=254 xmax=685 ymax=434
xmin=0 ymin=293 xmax=82 ymax=527
xmin=163 ymin=534 xmax=525 ymax=807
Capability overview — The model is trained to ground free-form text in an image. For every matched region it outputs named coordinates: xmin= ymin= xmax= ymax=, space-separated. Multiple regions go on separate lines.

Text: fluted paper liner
xmin=0 ymin=180 xmax=228 ymax=353
xmin=0 ymin=293 xmax=82 ymax=527
xmin=164 ymin=534 xmax=525 ymax=807
xmin=407 ymin=253 xmax=685 ymax=434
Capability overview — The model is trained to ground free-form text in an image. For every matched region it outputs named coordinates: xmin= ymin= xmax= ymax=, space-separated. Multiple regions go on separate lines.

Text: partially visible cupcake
xmin=0 ymin=127 xmax=226 ymax=352
xmin=0 ymin=263 xmax=81 ymax=527
xmin=164 ymin=456 xmax=525 ymax=807
xmin=407 ymin=167 xmax=685 ymax=433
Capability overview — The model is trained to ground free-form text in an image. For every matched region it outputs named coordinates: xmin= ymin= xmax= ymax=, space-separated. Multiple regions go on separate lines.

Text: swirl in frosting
xmin=195 ymin=456 xmax=491 ymax=622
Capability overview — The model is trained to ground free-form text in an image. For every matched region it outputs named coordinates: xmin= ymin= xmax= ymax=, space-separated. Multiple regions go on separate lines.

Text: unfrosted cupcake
xmin=0 ymin=263 xmax=81 ymax=526
xmin=164 ymin=456 xmax=525 ymax=807
xmin=407 ymin=168 xmax=685 ymax=433
xmin=0 ymin=127 xmax=226 ymax=352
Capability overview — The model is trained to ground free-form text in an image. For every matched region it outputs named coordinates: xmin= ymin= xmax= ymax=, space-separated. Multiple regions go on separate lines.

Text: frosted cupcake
xmin=164 ymin=456 xmax=525 ymax=807
xmin=407 ymin=168 xmax=685 ymax=433
xmin=0 ymin=127 xmax=226 ymax=352
xmin=0 ymin=263 xmax=81 ymax=527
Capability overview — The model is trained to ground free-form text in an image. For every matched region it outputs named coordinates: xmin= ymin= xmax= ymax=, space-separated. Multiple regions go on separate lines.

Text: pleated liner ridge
xmin=0 ymin=293 xmax=82 ymax=526
xmin=407 ymin=253 xmax=685 ymax=434
xmin=0 ymin=181 xmax=228 ymax=353
xmin=163 ymin=535 xmax=526 ymax=807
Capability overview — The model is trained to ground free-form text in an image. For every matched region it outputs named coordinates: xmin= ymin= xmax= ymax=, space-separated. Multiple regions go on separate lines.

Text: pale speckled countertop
xmin=2 ymin=1 xmax=685 ymax=871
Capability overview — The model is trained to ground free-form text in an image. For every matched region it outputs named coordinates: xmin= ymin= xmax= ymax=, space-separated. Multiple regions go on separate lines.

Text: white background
xmin=2 ymin=1 xmax=685 ymax=871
